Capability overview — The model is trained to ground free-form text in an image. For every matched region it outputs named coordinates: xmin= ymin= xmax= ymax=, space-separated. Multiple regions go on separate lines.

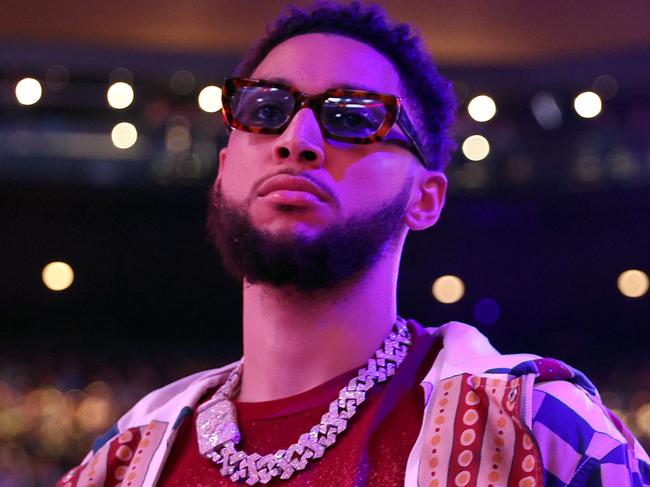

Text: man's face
xmin=217 ymin=33 xmax=419 ymax=237
xmin=208 ymin=33 xmax=424 ymax=290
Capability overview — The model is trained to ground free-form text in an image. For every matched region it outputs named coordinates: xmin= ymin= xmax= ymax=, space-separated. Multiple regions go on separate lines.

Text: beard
xmin=206 ymin=180 xmax=411 ymax=292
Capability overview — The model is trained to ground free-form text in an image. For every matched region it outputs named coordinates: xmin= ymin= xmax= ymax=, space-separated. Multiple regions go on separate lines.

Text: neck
xmin=237 ymin=241 xmax=404 ymax=402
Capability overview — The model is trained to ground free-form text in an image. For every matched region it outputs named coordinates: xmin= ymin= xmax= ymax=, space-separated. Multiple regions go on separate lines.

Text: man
xmin=59 ymin=2 xmax=649 ymax=486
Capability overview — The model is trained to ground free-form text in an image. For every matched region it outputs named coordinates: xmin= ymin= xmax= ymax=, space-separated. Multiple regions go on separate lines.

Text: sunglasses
xmin=221 ymin=77 xmax=429 ymax=168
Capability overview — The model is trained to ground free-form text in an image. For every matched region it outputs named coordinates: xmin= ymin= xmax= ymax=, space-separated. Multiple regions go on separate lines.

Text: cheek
xmin=219 ymin=136 xmax=265 ymax=200
xmin=219 ymin=164 xmax=247 ymax=199
xmin=332 ymin=151 xmax=412 ymax=213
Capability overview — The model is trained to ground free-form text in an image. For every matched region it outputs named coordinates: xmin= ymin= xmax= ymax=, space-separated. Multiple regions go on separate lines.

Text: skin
xmin=215 ymin=33 xmax=448 ymax=402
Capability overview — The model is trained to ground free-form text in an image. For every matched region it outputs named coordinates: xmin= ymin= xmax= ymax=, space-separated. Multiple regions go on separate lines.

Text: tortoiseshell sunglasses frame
xmin=221 ymin=77 xmax=429 ymax=168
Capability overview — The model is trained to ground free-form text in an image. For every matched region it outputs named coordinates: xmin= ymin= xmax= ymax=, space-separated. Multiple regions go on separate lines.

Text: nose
xmin=272 ymin=108 xmax=325 ymax=167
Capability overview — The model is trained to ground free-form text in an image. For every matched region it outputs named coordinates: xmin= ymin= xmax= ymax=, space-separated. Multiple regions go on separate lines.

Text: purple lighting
xmin=474 ymin=298 xmax=500 ymax=325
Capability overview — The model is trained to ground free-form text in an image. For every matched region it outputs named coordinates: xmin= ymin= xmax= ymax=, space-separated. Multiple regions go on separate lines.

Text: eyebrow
xmin=262 ymin=76 xmax=386 ymax=94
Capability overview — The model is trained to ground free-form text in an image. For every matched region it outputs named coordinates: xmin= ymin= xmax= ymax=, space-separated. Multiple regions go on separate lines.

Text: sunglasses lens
xmin=230 ymin=86 xmax=295 ymax=130
xmin=321 ymin=96 xmax=387 ymax=139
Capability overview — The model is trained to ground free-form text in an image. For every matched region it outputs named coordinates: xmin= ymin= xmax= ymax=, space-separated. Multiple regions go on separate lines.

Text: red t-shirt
xmin=158 ymin=320 xmax=441 ymax=486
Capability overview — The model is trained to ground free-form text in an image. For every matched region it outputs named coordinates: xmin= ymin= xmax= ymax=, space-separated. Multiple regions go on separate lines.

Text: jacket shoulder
xmin=506 ymin=357 xmax=650 ymax=485
xmin=116 ymin=363 xmax=235 ymax=429
xmin=56 ymin=363 xmax=238 ymax=487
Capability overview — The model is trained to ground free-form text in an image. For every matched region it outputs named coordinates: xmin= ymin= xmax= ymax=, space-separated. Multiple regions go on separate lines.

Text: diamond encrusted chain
xmin=196 ymin=317 xmax=412 ymax=485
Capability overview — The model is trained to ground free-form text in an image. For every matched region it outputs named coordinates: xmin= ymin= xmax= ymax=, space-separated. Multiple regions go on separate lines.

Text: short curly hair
xmin=234 ymin=1 xmax=457 ymax=171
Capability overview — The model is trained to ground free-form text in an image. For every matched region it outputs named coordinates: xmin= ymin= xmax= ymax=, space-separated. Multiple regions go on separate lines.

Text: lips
xmin=257 ymin=174 xmax=330 ymax=202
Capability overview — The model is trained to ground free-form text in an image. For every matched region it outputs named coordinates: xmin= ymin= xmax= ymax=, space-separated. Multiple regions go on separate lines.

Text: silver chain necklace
xmin=196 ymin=317 xmax=412 ymax=485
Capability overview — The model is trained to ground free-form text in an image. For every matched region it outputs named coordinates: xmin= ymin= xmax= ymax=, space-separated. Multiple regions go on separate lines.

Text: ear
xmin=215 ymin=147 xmax=228 ymax=189
xmin=404 ymin=170 xmax=447 ymax=231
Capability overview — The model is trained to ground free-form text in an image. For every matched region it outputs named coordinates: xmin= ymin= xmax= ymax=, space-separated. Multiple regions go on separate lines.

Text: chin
xmin=257 ymin=218 xmax=329 ymax=240
xmin=250 ymin=203 xmax=333 ymax=234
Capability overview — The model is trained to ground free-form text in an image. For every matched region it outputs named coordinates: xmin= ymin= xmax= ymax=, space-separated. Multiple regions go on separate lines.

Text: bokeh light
xmin=574 ymin=154 xmax=603 ymax=183
xmin=636 ymin=403 xmax=650 ymax=435
xmin=608 ymin=148 xmax=639 ymax=182
xmin=15 ymin=78 xmax=43 ymax=106
xmin=531 ymin=92 xmax=562 ymax=130
xmin=111 ymin=122 xmax=138 ymax=149
xmin=432 ymin=275 xmax=465 ymax=304
xmin=171 ymin=70 xmax=196 ymax=96
xmin=45 ymin=65 xmax=70 ymax=91
xmin=165 ymin=123 xmax=192 ymax=154
xmin=592 ymin=74 xmax=618 ymax=100
xmin=177 ymin=154 xmax=203 ymax=179
xmin=454 ymin=162 xmax=489 ymax=189
xmin=473 ymin=298 xmax=501 ymax=325
xmin=574 ymin=91 xmax=602 ymax=119
xmin=75 ymin=396 xmax=112 ymax=432
xmin=467 ymin=95 xmax=496 ymax=122
xmin=198 ymin=85 xmax=223 ymax=113
xmin=109 ymin=67 xmax=134 ymax=84
xmin=42 ymin=261 xmax=74 ymax=291
xmin=505 ymin=155 xmax=535 ymax=185
xmin=107 ymin=82 xmax=134 ymax=109
xmin=462 ymin=135 xmax=490 ymax=161
xmin=617 ymin=269 xmax=649 ymax=298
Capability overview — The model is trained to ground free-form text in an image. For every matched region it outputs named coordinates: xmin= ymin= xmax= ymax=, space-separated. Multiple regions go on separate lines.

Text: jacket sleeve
xmin=580 ymin=441 xmax=650 ymax=486
xmin=511 ymin=358 xmax=650 ymax=486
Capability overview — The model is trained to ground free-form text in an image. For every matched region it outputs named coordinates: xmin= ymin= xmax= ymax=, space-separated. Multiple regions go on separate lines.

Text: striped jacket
xmin=58 ymin=321 xmax=650 ymax=486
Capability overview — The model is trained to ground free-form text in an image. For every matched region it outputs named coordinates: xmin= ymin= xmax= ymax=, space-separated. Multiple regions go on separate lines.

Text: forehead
xmin=251 ymin=33 xmax=403 ymax=97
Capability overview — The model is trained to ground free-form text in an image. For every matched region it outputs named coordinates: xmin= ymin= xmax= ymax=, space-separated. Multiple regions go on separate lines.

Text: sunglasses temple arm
xmin=397 ymin=109 xmax=430 ymax=169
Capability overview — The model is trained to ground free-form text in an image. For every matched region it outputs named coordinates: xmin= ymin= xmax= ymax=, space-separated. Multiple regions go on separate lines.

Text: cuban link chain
xmin=196 ymin=317 xmax=412 ymax=485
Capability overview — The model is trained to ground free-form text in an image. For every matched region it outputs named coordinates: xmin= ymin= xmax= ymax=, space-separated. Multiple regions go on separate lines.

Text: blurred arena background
xmin=1 ymin=1 xmax=649 ymax=485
